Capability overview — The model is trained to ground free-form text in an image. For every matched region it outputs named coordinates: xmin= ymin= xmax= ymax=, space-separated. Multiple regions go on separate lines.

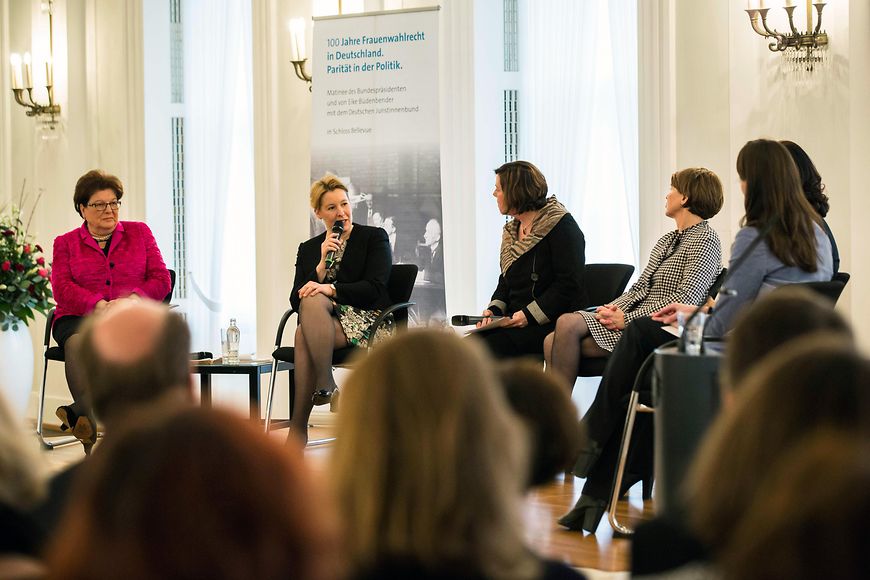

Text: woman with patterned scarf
xmin=476 ymin=161 xmax=587 ymax=359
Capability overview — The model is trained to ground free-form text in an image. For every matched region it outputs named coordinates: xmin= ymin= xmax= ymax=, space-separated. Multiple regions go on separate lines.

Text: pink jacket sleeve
xmin=129 ymin=223 xmax=171 ymax=301
xmin=51 ymin=233 xmax=104 ymax=315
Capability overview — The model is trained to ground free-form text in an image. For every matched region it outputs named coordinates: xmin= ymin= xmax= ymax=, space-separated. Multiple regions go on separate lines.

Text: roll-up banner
xmin=310 ymin=7 xmax=444 ymax=326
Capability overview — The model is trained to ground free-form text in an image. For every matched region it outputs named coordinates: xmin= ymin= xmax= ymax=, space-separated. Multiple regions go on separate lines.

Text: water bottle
xmin=225 ymin=318 xmax=240 ymax=365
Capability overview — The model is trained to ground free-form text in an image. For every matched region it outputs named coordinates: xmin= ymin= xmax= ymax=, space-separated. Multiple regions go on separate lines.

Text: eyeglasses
xmin=87 ymin=200 xmax=122 ymax=212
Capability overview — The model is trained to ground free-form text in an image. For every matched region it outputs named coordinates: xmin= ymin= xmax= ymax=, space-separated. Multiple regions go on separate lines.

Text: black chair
xmin=262 ymin=264 xmax=418 ymax=439
xmin=574 ymin=264 xmax=635 ymax=378
xmin=36 ymin=269 xmax=176 ymax=449
xmin=795 ymin=270 xmax=850 ymax=305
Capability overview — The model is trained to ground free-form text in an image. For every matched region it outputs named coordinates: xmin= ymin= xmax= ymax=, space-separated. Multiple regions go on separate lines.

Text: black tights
xmin=289 ymin=294 xmax=347 ymax=444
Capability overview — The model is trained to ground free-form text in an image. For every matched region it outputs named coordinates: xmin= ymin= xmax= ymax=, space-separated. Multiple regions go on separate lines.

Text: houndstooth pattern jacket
xmin=579 ymin=220 xmax=722 ymax=352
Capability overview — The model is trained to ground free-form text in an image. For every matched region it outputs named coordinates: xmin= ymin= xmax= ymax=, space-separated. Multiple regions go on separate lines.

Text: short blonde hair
xmin=330 ymin=331 xmax=539 ymax=580
xmin=0 ymin=392 xmax=45 ymax=508
xmin=309 ymin=174 xmax=348 ymax=210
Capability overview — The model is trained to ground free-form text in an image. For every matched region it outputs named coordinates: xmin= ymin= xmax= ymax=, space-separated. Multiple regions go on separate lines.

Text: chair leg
xmin=264 ymin=358 xmax=279 ymax=433
xmin=36 ymin=358 xmax=78 ymax=450
xmin=608 ymin=389 xmax=642 ymax=536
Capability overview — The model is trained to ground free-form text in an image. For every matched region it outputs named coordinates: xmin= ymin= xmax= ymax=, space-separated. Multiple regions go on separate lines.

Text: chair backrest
xmin=833 ymin=271 xmax=850 ymax=286
xmin=708 ymin=267 xmax=728 ymax=299
xmin=584 ymin=263 xmax=635 ymax=307
xmin=164 ymin=269 xmax=177 ymax=304
xmin=795 ymin=278 xmax=848 ymax=305
xmin=387 ymin=264 xmax=419 ymax=327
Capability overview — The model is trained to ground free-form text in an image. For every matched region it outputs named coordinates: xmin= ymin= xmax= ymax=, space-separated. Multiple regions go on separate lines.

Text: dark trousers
xmin=579 ymin=316 xmax=676 ymax=499
xmin=475 ymin=322 xmax=555 ymax=360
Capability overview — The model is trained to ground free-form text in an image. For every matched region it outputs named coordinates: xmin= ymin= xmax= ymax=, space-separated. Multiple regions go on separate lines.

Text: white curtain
xmin=519 ymin=0 xmax=639 ymax=271
xmin=518 ymin=0 xmax=600 ymax=210
xmin=608 ymin=0 xmax=640 ymax=267
xmin=184 ymin=0 xmax=256 ymax=353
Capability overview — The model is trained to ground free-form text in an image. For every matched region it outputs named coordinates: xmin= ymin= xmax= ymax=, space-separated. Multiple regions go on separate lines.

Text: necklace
xmin=90 ymin=232 xmax=113 ymax=243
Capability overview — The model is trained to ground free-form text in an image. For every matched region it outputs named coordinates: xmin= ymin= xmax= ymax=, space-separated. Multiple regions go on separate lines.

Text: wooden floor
xmin=39 ymin=423 xmax=649 ymax=577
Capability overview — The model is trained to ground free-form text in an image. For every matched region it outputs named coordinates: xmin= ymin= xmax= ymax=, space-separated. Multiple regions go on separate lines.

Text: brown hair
xmin=75 ymin=308 xmax=192 ymax=425
xmin=722 ymin=285 xmax=852 ymax=390
xmin=721 ymin=431 xmax=870 ymax=580
xmin=74 ymin=170 xmax=124 ymax=217
xmin=670 ymin=168 xmax=724 ymax=220
xmin=309 ymin=173 xmax=348 ymax=210
xmin=736 ymin=139 xmax=820 ymax=271
xmin=686 ymin=335 xmax=870 ymax=553
xmin=46 ymin=406 xmax=340 ymax=580
xmin=498 ymin=360 xmax=582 ymax=488
xmin=494 ymin=161 xmax=548 ymax=214
xmin=330 ymin=330 xmax=539 ymax=580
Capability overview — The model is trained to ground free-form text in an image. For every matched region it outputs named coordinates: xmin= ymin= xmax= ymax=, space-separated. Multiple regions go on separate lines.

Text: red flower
xmin=38 ymin=268 xmax=48 ymax=277
xmin=28 ymin=284 xmax=35 ymax=295
xmin=2 ymin=229 xmax=13 ymax=236
xmin=1 ymin=260 xmax=9 ymax=271
xmin=35 ymin=244 xmax=43 ymax=252
xmin=36 ymin=257 xmax=45 ymax=265
xmin=23 ymin=244 xmax=31 ymax=253
xmin=14 ymin=263 xmax=24 ymax=272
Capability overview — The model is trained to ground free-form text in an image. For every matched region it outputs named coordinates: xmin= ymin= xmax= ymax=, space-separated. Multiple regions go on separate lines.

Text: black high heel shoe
xmin=55 ymin=405 xmax=78 ymax=432
xmin=312 ymin=387 xmax=340 ymax=412
xmin=72 ymin=415 xmax=97 ymax=455
xmin=557 ymin=495 xmax=607 ymax=533
xmin=618 ymin=471 xmax=654 ymax=501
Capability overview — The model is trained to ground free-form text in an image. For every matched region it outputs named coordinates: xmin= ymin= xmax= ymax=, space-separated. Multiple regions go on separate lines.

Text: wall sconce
xmin=8 ymin=0 xmax=61 ymax=125
xmin=289 ymin=18 xmax=312 ymax=90
xmin=745 ymin=1 xmax=828 ymax=72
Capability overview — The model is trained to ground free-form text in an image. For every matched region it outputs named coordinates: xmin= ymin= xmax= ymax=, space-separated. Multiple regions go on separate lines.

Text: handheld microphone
xmin=451 ymin=314 xmax=505 ymax=326
xmin=325 ymin=220 xmax=344 ymax=268
xmin=677 ymin=221 xmax=773 ymax=354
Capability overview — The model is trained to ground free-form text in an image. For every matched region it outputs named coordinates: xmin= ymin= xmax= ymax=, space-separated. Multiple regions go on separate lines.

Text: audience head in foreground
xmin=498 ymin=360 xmax=582 ymax=488
xmin=687 ymin=335 xmax=870 ymax=555
xmin=46 ymin=406 xmax=339 ymax=580
xmin=721 ymin=285 xmax=852 ymax=394
xmin=331 ymin=330 xmax=548 ymax=580
xmin=76 ymin=299 xmax=193 ymax=427
xmin=721 ymin=431 xmax=870 ymax=580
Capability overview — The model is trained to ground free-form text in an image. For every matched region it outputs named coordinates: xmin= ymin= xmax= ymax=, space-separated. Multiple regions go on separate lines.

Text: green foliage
xmin=0 ymin=185 xmax=54 ymax=330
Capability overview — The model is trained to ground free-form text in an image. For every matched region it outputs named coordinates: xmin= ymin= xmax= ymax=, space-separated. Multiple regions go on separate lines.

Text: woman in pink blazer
xmin=50 ymin=170 xmax=170 ymax=449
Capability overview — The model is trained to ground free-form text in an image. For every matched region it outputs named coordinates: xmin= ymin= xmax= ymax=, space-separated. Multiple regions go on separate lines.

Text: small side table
xmin=191 ymin=360 xmax=293 ymax=424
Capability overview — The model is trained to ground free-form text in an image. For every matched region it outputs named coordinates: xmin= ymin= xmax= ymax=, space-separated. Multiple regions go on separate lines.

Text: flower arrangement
xmin=0 ymin=186 xmax=53 ymax=331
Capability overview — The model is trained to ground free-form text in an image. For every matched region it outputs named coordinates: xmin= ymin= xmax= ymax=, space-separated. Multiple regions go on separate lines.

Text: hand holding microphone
xmin=324 ymin=220 xmax=345 ymax=268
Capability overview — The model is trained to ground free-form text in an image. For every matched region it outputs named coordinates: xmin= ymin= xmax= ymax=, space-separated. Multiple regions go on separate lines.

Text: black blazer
xmin=290 ymin=224 xmax=393 ymax=312
xmin=488 ymin=214 xmax=588 ymax=325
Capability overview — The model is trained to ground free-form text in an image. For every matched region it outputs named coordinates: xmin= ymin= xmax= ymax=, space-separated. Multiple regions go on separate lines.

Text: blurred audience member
xmin=30 ymin=300 xmax=193 ymax=544
xmin=721 ymin=431 xmax=869 ymax=580
xmin=498 ymin=360 xmax=582 ymax=488
xmin=0 ymin=393 xmax=46 ymax=564
xmin=46 ymin=406 xmax=340 ymax=580
xmin=331 ymin=330 xmax=585 ymax=580
xmin=632 ymin=286 xmax=854 ymax=575
xmin=686 ymin=336 xmax=870 ymax=568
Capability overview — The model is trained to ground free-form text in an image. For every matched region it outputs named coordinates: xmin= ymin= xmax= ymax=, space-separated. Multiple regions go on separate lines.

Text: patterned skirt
xmin=578 ymin=310 xmax=622 ymax=353
xmin=334 ymin=302 xmax=395 ymax=348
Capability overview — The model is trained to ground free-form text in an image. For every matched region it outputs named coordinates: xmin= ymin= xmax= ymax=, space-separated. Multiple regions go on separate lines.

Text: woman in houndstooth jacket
xmin=544 ymin=168 xmax=725 ymax=387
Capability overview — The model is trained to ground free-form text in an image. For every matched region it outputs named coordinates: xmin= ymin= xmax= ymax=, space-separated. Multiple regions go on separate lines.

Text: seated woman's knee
xmin=298 ymin=292 xmax=331 ymax=314
xmin=555 ymin=312 xmax=584 ymax=338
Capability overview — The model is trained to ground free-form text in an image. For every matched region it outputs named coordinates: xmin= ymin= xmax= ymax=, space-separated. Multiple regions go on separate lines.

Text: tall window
xmin=144 ymin=0 xmax=257 ymax=354
xmin=518 ymin=0 xmax=639 ymax=269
